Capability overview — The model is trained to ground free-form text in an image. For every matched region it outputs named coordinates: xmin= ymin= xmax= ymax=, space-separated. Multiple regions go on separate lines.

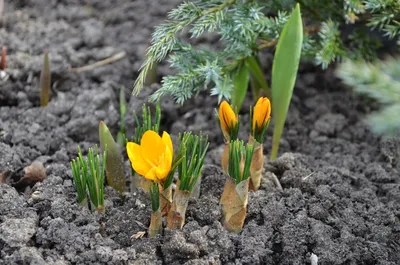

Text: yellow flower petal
xmin=126 ymin=142 xmax=151 ymax=177
xmin=140 ymin=130 xmax=163 ymax=165
xmin=252 ymin=97 xmax=271 ymax=132
xmin=219 ymin=101 xmax=237 ymax=136
xmin=154 ymin=145 xmax=173 ymax=181
xmin=127 ymin=130 xmax=174 ymax=183
xmin=161 ymin=131 xmax=173 ymax=156
xmin=145 ymin=167 xmax=158 ymax=181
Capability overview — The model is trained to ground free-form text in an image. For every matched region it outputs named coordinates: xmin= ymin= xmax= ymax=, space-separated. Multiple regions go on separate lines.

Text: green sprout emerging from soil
xmin=40 ymin=51 xmax=51 ymax=107
xmin=99 ymin=121 xmax=126 ymax=196
xmin=116 ymin=86 xmax=127 ymax=147
xmin=71 ymin=146 xmax=107 ymax=212
xmin=220 ymin=139 xmax=254 ymax=233
xmin=167 ymin=132 xmax=209 ymax=229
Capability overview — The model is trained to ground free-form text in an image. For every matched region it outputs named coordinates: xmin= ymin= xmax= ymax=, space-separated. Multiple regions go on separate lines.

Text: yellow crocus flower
xmin=127 ymin=130 xmax=173 ymax=182
xmin=219 ymin=101 xmax=238 ymax=141
xmin=252 ymin=97 xmax=271 ymax=133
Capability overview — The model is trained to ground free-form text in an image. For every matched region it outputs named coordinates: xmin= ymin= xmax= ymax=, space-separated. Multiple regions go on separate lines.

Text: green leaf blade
xmin=99 ymin=121 xmax=126 ymax=195
xmin=246 ymin=55 xmax=271 ymax=99
xmin=231 ymin=62 xmax=249 ymax=112
xmin=270 ymin=3 xmax=303 ymax=160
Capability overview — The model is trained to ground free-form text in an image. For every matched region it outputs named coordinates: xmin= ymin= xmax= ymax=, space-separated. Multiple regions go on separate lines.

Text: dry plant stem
xmin=0 ymin=0 xmax=3 ymax=20
xmin=166 ymin=188 xmax=191 ymax=229
xmin=1 ymin=46 xmax=6 ymax=70
xmin=220 ymin=177 xmax=249 ymax=233
xmin=248 ymin=135 xmax=263 ymax=191
xmin=40 ymin=51 xmax=51 ymax=107
xmin=70 ymin=51 xmax=126 ymax=72
xmin=221 ymin=143 xmax=229 ymax=174
xmin=148 ymin=209 xmax=162 ymax=237
xmin=160 ymin=184 xmax=172 ymax=216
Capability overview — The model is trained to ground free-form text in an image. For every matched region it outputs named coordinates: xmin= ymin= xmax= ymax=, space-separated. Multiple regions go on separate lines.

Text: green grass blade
xmin=99 ymin=121 xmax=126 ymax=195
xmin=246 ymin=55 xmax=271 ymax=99
xmin=270 ymin=4 xmax=303 ymax=160
xmin=231 ymin=61 xmax=249 ymax=113
xmin=117 ymin=86 xmax=127 ymax=146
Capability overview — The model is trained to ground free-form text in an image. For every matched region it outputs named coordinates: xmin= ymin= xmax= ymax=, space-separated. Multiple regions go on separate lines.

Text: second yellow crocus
xmin=249 ymin=97 xmax=271 ymax=190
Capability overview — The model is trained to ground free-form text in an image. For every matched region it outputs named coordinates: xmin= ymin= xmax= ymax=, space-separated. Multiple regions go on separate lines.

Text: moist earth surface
xmin=0 ymin=1 xmax=399 ymax=265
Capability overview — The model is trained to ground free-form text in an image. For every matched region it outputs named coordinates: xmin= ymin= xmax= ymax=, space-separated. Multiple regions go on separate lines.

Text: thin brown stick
xmin=1 ymin=46 xmax=6 ymax=70
xmin=70 ymin=51 xmax=126 ymax=73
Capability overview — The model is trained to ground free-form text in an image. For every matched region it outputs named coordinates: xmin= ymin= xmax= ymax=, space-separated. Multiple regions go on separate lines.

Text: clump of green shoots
xmin=167 ymin=132 xmax=209 ymax=229
xmin=220 ymin=140 xmax=254 ymax=233
xmin=40 ymin=51 xmax=51 ymax=107
xmin=132 ymin=102 xmax=161 ymax=143
xmin=99 ymin=121 xmax=126 ymax=196
xmin=71 ymin=146 xmax=107 ymax=212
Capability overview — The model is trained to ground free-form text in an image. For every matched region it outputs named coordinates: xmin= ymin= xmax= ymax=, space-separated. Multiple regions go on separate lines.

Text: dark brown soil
xmin=0 ymin=1 xmax=399 ymax=265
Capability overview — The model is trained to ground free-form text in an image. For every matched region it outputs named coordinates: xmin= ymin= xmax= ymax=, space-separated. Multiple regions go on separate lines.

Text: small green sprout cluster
xmin=133 ymin=102 xmax=161 ymax=144
xmin=177 ymin=132 xmax=209 ymax=191
xmin=228 ymin=140 xmax=254 ymax=184
xmin=71 ymin=146 xmax=106 ymax=212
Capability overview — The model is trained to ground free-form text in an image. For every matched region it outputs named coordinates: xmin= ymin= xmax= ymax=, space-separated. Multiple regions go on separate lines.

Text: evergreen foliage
xmin=337 ymin=57 xmax=400 ymax=136
xmin=133 ymin=0 xmax=399 ymax=104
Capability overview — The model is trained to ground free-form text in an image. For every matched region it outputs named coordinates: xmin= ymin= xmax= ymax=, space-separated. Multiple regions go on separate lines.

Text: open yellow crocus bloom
xmin=127 ymin=130 xmax=173 ymax=182
xmin=219 ymin=101 xmax=237 ymax=140
xmin=252 ymin=97 xmax=271 ymax=132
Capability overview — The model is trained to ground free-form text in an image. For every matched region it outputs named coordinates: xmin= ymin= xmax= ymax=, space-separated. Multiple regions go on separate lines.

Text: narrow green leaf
xmin=246 ymin=55 xmax=271 ymax=99
xmin=99 ymin=121 xmax=126 ymax=195
xmin=150 ymin=182 xmax=160 ymax=212
xmin=231 ymin=62 xmax=249 ymax=113
xmin=40 ymin=51 xmax=51 ymax=107
xmin=117 ymin=86 xmax=127 ymax=146
xmin=270 ymin=4 xmax=303 ymax=160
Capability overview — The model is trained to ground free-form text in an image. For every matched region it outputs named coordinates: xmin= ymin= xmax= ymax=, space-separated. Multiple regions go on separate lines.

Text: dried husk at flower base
xmin=133 ymin=174 xmax=152 ymax=192
xmin=167 ymin=187 xmax=191 ymax=229
xmin=221 ymin=143 xmax=229 ymax=174
xmin=160 ymin=184 xmax=172 ymax=216
xmin=248 ymin=135 xmax=263 ymax=191
xmin=148 ymin=209 xmax=162 ymax=237
xmin=220 ymin=177 xmax=249 ymax=233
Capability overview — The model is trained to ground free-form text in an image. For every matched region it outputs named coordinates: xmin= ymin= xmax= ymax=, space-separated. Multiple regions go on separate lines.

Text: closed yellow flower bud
xmin=127 ymin=130 xmax=173 ymax=182
xmin=252 ymin=97 xmax=271 ymax=133
xmin=219 ymin=101 xmax=238 ymax=141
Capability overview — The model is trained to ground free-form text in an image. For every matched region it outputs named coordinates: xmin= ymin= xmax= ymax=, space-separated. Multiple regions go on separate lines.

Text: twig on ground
xmin=302 ymin=172 xmax=315 ymax=181
xmin=270 ymin=172 xmax=283 ymax=191
xmin=70 ymin=51 xmax=126 ymax=73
